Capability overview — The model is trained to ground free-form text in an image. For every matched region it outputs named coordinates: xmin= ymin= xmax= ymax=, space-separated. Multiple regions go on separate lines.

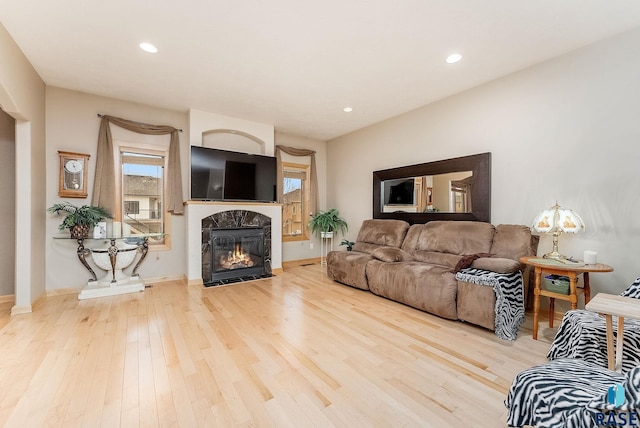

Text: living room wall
xmin=327 ymin=27 xmax=640 ymax=294
xmin=45 ymin=87 xmax=189 ymax=291
xmin=45 ymin=88 xmax=327 ymax=289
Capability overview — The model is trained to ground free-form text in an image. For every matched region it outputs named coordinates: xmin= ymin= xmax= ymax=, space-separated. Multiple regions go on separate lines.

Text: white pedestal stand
xmin=320 ymin=231 xmax=333 ymax=266
xmin=78 ymin=240 xmax=145 ymax=300
xmin=79 ymin=278 xmax=145 ymax=300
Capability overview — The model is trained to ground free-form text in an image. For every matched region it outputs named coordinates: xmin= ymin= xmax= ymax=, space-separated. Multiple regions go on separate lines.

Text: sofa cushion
xmin=352 ymin=242 xmax=382 ymax=254
xmin=471 ymin=257 xmax=521 ymax=274
xmin=400 ymin=224 xmax=423 ymax=253
xmin=414 ymin=221 xmax=495 ymax=255
xmin=326 ymin=251 xmax=372 ymax=290
xmin=366 ymin=260 xmax=458 ymax=320
xmin=355 ymin=219 xmax=410 ymax=248
xmin=490 ymin=224 xmax=537 ymax=261
xmin=411 ymin=250 xmax=463 ymax=269
xmin=371 ymin=247 xmax=414 ymax=263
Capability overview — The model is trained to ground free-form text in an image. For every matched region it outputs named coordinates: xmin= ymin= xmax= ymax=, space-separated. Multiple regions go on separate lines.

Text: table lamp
xmin=532 ymin=202 xmax=585 ymax=260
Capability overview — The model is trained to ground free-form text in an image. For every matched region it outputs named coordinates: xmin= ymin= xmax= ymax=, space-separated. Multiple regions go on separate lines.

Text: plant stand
xmin=320 ymin=231 xmax=333 ymax=266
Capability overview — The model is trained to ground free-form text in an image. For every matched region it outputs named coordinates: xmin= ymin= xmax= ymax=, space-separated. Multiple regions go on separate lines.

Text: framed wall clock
xmin=58 ymin=151 xmax=90 ymax=198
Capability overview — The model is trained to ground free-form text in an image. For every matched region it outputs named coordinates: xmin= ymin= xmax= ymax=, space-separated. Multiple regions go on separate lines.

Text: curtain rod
xmin=97 ymin=113 xmax=183 ymax=132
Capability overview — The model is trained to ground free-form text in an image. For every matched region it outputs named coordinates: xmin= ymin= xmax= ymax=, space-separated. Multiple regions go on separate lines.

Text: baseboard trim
xmin=31 ymin=294 xmax=47 ymax=311
xmin=47 ymin=288 xmax=81 ymax=297
xmin=43 ymin=276 xmax=188 ymax=297
xmin=282 ymin=258 xmax=322 ymax=269
xmin=144 ymin=274 xmax=187 ymax=285
xmin=0 ymin=294 xmax=15 ymax=304
xmin=11 ymin=304 xmax=32 ymax=315
xmin=188 ymin=278 xmax=204 ymax=287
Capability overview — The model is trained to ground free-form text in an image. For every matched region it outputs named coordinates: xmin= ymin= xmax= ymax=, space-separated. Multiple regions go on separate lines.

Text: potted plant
xmin=340 ymin=239 xmax=355 ymax=251
xmin=48 ymin=201 xmax=111 ymax=239
xmin=308 ymin=208 xmax=348 ymax=238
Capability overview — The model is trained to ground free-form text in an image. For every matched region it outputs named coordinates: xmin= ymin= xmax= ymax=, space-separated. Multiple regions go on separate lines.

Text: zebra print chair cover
xmin=547 ymin=277 xmax=640 ymax=373
xmin=505 ymin=358 xmax=640 ymax=428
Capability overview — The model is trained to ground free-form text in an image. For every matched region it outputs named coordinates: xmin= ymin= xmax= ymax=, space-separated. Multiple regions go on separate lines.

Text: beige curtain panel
xmin=275 ymin=145 xmax=318 ymax=217
xmin=91 ymin=115 xmax=184 ymax=215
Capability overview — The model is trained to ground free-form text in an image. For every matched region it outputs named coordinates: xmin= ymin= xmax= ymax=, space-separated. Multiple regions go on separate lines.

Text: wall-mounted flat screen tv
xmin=190 ymin=146 xmax=277 ymax=202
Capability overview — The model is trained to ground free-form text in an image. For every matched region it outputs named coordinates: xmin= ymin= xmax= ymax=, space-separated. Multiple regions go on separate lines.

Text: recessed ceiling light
xmin=446 ymin=53 xmax=462 ymax=64
xmin=343 ymin=107 xmax=353 ymax=112
xmin=139 ymin=42 xmax=158 ymax=53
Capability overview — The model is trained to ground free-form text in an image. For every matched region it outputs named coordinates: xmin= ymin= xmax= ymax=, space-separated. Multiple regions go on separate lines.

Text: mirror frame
xmin=373 ymin=152 xmax=491 ymax=224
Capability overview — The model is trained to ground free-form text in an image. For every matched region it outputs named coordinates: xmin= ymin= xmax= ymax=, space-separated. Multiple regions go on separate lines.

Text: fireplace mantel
xmin=184 ymin=201 xmax=283 ymax=285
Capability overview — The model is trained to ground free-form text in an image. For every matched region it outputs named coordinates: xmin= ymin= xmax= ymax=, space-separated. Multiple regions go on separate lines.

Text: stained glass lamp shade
xmin=532 ymin=202 xmax=585 ymax=260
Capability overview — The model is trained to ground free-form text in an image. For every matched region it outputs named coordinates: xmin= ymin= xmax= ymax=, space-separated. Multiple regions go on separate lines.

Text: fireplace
xmin=208 ymin=227 xmax=265 ymax=282
xmin=201 ymin=210 xmax=272 ymax=286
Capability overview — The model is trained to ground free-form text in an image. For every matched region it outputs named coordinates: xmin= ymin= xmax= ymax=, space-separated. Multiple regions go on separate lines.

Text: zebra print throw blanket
xmin=455 ymin=268 xmax=524 ymax=341
xmin=547 ymin=277 xmax=640 ymax=374
xmin=505 ymin=358 xmax=640 ymax=428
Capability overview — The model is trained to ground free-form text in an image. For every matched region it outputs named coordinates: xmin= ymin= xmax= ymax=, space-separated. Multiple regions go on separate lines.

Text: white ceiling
xmin=2 ymin=1 xmax=640 ymax=141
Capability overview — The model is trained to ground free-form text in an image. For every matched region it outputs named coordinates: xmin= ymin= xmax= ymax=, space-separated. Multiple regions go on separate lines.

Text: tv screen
xmin=386 ymin=179 xmax=414 ymax=205
xmin=190 ymin=146 xmax=277 ymax=202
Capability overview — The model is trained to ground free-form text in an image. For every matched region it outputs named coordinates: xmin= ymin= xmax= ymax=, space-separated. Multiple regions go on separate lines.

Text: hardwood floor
xmin=0 ymin=265 xmax=553 ymax=427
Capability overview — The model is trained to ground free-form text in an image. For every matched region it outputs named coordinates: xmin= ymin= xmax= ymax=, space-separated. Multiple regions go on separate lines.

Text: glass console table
xmin=54 ymin=234 xmax=164 ymax=300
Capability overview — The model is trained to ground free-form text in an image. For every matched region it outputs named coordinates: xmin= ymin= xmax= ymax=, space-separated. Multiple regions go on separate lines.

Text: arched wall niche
xmin=188 ymin=109 xmax=275 ymax=155
xmin=202 ymin=129 xmax=266 ymax=155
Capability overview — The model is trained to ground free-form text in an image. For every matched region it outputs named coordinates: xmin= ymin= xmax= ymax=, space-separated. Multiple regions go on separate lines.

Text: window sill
xmin=283 ymin=235 xmax=309 ymax=243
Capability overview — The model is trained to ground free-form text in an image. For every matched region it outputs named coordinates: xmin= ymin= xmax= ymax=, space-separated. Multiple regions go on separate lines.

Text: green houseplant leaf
xmin=308 ymin=208 xmax=348 ymax=238
xmin=47 ymin=201 xmax=111 ymax=231
xmin=340 ymin=239 xmax=355 ymax=251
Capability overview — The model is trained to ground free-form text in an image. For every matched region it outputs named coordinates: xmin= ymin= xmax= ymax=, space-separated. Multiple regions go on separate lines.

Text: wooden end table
xmin=520 ymin=256 xmax=614 ymax=340
xmin=586 ymin=293 xmax=640 ymax=372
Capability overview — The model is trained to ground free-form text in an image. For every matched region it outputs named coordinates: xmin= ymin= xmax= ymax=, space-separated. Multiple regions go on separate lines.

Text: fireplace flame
xmin=220 ymin=243 xmax=254 ymax=269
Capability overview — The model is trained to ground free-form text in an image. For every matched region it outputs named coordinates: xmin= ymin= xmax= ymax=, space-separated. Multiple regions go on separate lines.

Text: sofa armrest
xmin=470 ymin=257 xmax=521 ymax=274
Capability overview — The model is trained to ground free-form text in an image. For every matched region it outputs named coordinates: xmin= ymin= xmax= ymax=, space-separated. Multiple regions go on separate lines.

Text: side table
xmin=54 ymin=233 xmax=163 ymax=300
xmin=520 ymin=256 xmax=614 ymax=340
xmin=585 ymin=293 xmax=640 ymax=372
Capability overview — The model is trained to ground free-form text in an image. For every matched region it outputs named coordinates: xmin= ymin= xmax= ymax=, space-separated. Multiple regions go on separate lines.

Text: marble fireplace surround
xmin=202 ymin=210 xmax=271 ymax=284
xmin=185 ymin=201 xmax=283 ymax=285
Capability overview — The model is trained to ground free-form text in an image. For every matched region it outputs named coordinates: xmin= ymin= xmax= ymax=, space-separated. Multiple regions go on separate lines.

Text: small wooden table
xmin=586 ymin=293 xmax=640 ymax=372
xmin=520 ymin=256 xmax=613 ymax=340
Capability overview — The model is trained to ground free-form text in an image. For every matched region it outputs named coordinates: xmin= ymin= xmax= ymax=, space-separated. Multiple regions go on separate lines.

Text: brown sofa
xmin=327 ymin=219 xmax=538 ymax=332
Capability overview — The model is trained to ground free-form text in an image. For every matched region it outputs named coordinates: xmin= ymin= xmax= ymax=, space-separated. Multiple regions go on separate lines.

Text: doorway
xmin=0 ymin=108 xmax=16 ymax=307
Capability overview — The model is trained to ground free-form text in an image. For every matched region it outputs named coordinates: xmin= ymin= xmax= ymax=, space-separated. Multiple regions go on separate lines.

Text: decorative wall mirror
xmin=373 ymin=152 xmax=491 ymax=224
